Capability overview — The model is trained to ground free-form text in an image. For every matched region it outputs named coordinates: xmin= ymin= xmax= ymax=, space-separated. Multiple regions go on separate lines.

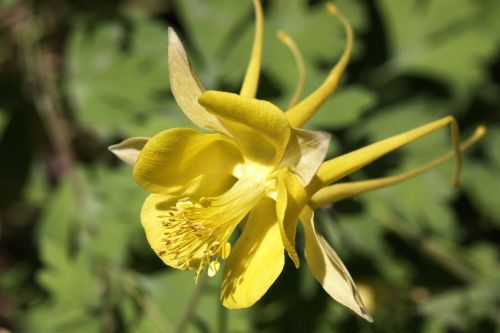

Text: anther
xmin=208 ymin=260 xmax=220 ymax=277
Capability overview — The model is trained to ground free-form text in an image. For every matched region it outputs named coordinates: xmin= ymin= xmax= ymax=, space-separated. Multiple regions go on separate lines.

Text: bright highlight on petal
xmin=286 ymin=2 xmax=354 ymax=127
xmin=240 ymin=0 xmax=264 ymax=98
xmin=310 ymin=125 xmax=486 ymax=208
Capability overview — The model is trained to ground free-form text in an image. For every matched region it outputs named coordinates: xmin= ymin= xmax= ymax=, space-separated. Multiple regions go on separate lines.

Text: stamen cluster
xmin=159 ymin=198 xmax=233 ymax=280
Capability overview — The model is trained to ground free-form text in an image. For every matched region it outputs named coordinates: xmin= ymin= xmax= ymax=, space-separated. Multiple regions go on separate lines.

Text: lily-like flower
xmin=109 ymin=1 xmax=485 ymax=321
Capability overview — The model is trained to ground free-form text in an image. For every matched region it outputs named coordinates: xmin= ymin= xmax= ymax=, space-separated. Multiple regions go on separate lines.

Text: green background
xmin=1 ymin=0 xmax=499 ymax=332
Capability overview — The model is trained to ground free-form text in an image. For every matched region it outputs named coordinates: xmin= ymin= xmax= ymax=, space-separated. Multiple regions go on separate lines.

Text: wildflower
xmin=109 ymin=0 xmax=485 ymax=321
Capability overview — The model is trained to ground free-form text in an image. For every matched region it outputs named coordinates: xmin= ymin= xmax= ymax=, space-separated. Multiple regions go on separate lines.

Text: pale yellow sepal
xmin=300 ymin=206 xmax=373 ymax=322
xmin=240 ymin=0 xmax=264 ymax=98
xmin=310 ymin=125 xmax=486 ymax=208
xmin=221 ymin=198 xmax=284 ymax=308
xmin=168 ymin=28 xmax=229 ymax=135
xmin=292 ymin=129 xmax=331 ymax=185
xmin=316 ymin=116 xmax=462 ymax=186
xmin=199 ymin=90 xmax=291 ymax=167
xmin=134 ymin=128 xmax=241 ymax=195
xmin=108 ymin=136 xmax=148 ymax=165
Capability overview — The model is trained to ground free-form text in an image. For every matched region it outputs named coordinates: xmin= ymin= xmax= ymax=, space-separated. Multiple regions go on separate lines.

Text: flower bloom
xmin=110 ymin=1 xmax=485 ymax=321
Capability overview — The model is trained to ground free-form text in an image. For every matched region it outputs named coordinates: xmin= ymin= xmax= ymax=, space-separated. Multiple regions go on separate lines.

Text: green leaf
xmin=479 ymin=0 xmax=500 ymax=41
xmin=485 ymin=127 xmax=500 ymax=167
xmin=305 ymin=86 xmax=377 ymax=129
xmin=420 ymin=281 xmax=500 ymax=329
xmin=0 ymin=0 xmax=18 ymax=8
xmin=24 ymin=302 xmax=102 ymax=333
xmin=134 ymin=270 xmax=253 ymax=333
xmin=37 ymin=180 xmax=78 ymax=265
xmin=462 ymin=161 xmax=500 ymax=225
xmin=37 ymin=254 xmax=101 ymax=308
xmin=82 ymin=166 xmax=145 ymax=263
xmin=221 ymin=0 xmax=367 ymax=103
xmin=351 ymin=100 xmax=464 ymax=239
xmin=175 ymin=0 xmax=252 ymax=65
xmin=462 ymin=243 xmax=500 ymax=279
xmin=0 ymin=108 xmax=7 ymax=135
xmin=378 ymin=0 xmax=497 ymax=99
xmin=66 ymin=14 xmax=185 ymax=136
xmin=25 ymin=163 xmax=49 ymax=205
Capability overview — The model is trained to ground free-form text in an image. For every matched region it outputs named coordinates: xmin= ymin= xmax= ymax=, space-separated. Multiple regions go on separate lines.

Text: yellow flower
xmin=109 ymin=0 xmax=485 ymax=321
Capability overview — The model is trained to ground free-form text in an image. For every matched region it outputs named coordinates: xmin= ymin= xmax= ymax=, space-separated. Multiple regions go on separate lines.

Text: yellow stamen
xmin=277 ymin=30 xmax=305 ymax=109
xmin=157 ymin=178 xmax=265 ymax=280
xmin=314 ymin=116 xmax=462 ymax=188
xmin=240 ymin=0 xmax=264 ymax=98
xmin=208 ymin=260 xmax=221 ymax=277
xmin=310 ymin=125 xmax=485 ymax=208
xmin=220 ymin=242 xmax=232 ymax=259
xmin=286 ymin=2 xmax=354 ymax=127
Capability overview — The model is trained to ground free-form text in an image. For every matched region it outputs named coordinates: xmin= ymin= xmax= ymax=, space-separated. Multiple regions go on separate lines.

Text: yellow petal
xmin=199 ymin=91 xmax=291 ymax=167
xmin=134 ymin=128 xmax=242 ymax=196
xmin=314 ymin=116 xmax=462 ymax=187
xmin=310 ymin=125 xmax=486 ymax=207
xmin=277 ymin=30 xmax=305 ymax=109
xmin=108 ymin=136 xmax=148 ymax=165
xmin=143 ymin=177 xmax=266 ymax=276
xmin=300 ymin=206 xmax=373 ymax=322
xmin=141 ymin=193 xmax=192 ymax=269
xmin=221 ymin=198 xmax=284 ymax=308
xmin=168 ymin=28 xmax=229 ymax=134
xmin=239 ymin=0 xmax=264 ymax=98
xmin=286 ymin=3 xmax=353 ymax=127
xmin=275 ymin=169 xmax=308 ymax=268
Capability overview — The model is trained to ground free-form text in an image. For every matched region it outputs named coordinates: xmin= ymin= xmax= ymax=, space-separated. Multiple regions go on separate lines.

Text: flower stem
xmin=175 ymin=276 xmax=206 ymax=333
xmin=218 ymin=300 xmax=228 ymax=333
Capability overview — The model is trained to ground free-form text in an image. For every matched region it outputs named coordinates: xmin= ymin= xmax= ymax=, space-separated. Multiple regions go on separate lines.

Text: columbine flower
xmin=109 ymin=1 xmax=485 ymax=321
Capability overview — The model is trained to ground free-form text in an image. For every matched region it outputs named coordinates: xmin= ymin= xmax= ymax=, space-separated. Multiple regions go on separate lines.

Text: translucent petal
xmin=108 ymin=136 xmax=148 ymax=165
xmin=168 ymin=28 xmax=228 ymax=134
xmin=300 ymin=206 xmax=373 ymax=322
xmin=284 ymin=129 xmax=331 ymax=185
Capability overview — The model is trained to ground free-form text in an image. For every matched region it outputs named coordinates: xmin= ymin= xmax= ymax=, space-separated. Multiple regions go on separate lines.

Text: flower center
xmin=157 ymin=177 xmax=266 ymax=281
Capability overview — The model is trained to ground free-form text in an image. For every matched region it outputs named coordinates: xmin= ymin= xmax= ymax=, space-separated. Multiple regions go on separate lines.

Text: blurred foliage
xmin=0 ymin=0 xmax=499 ymax=332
